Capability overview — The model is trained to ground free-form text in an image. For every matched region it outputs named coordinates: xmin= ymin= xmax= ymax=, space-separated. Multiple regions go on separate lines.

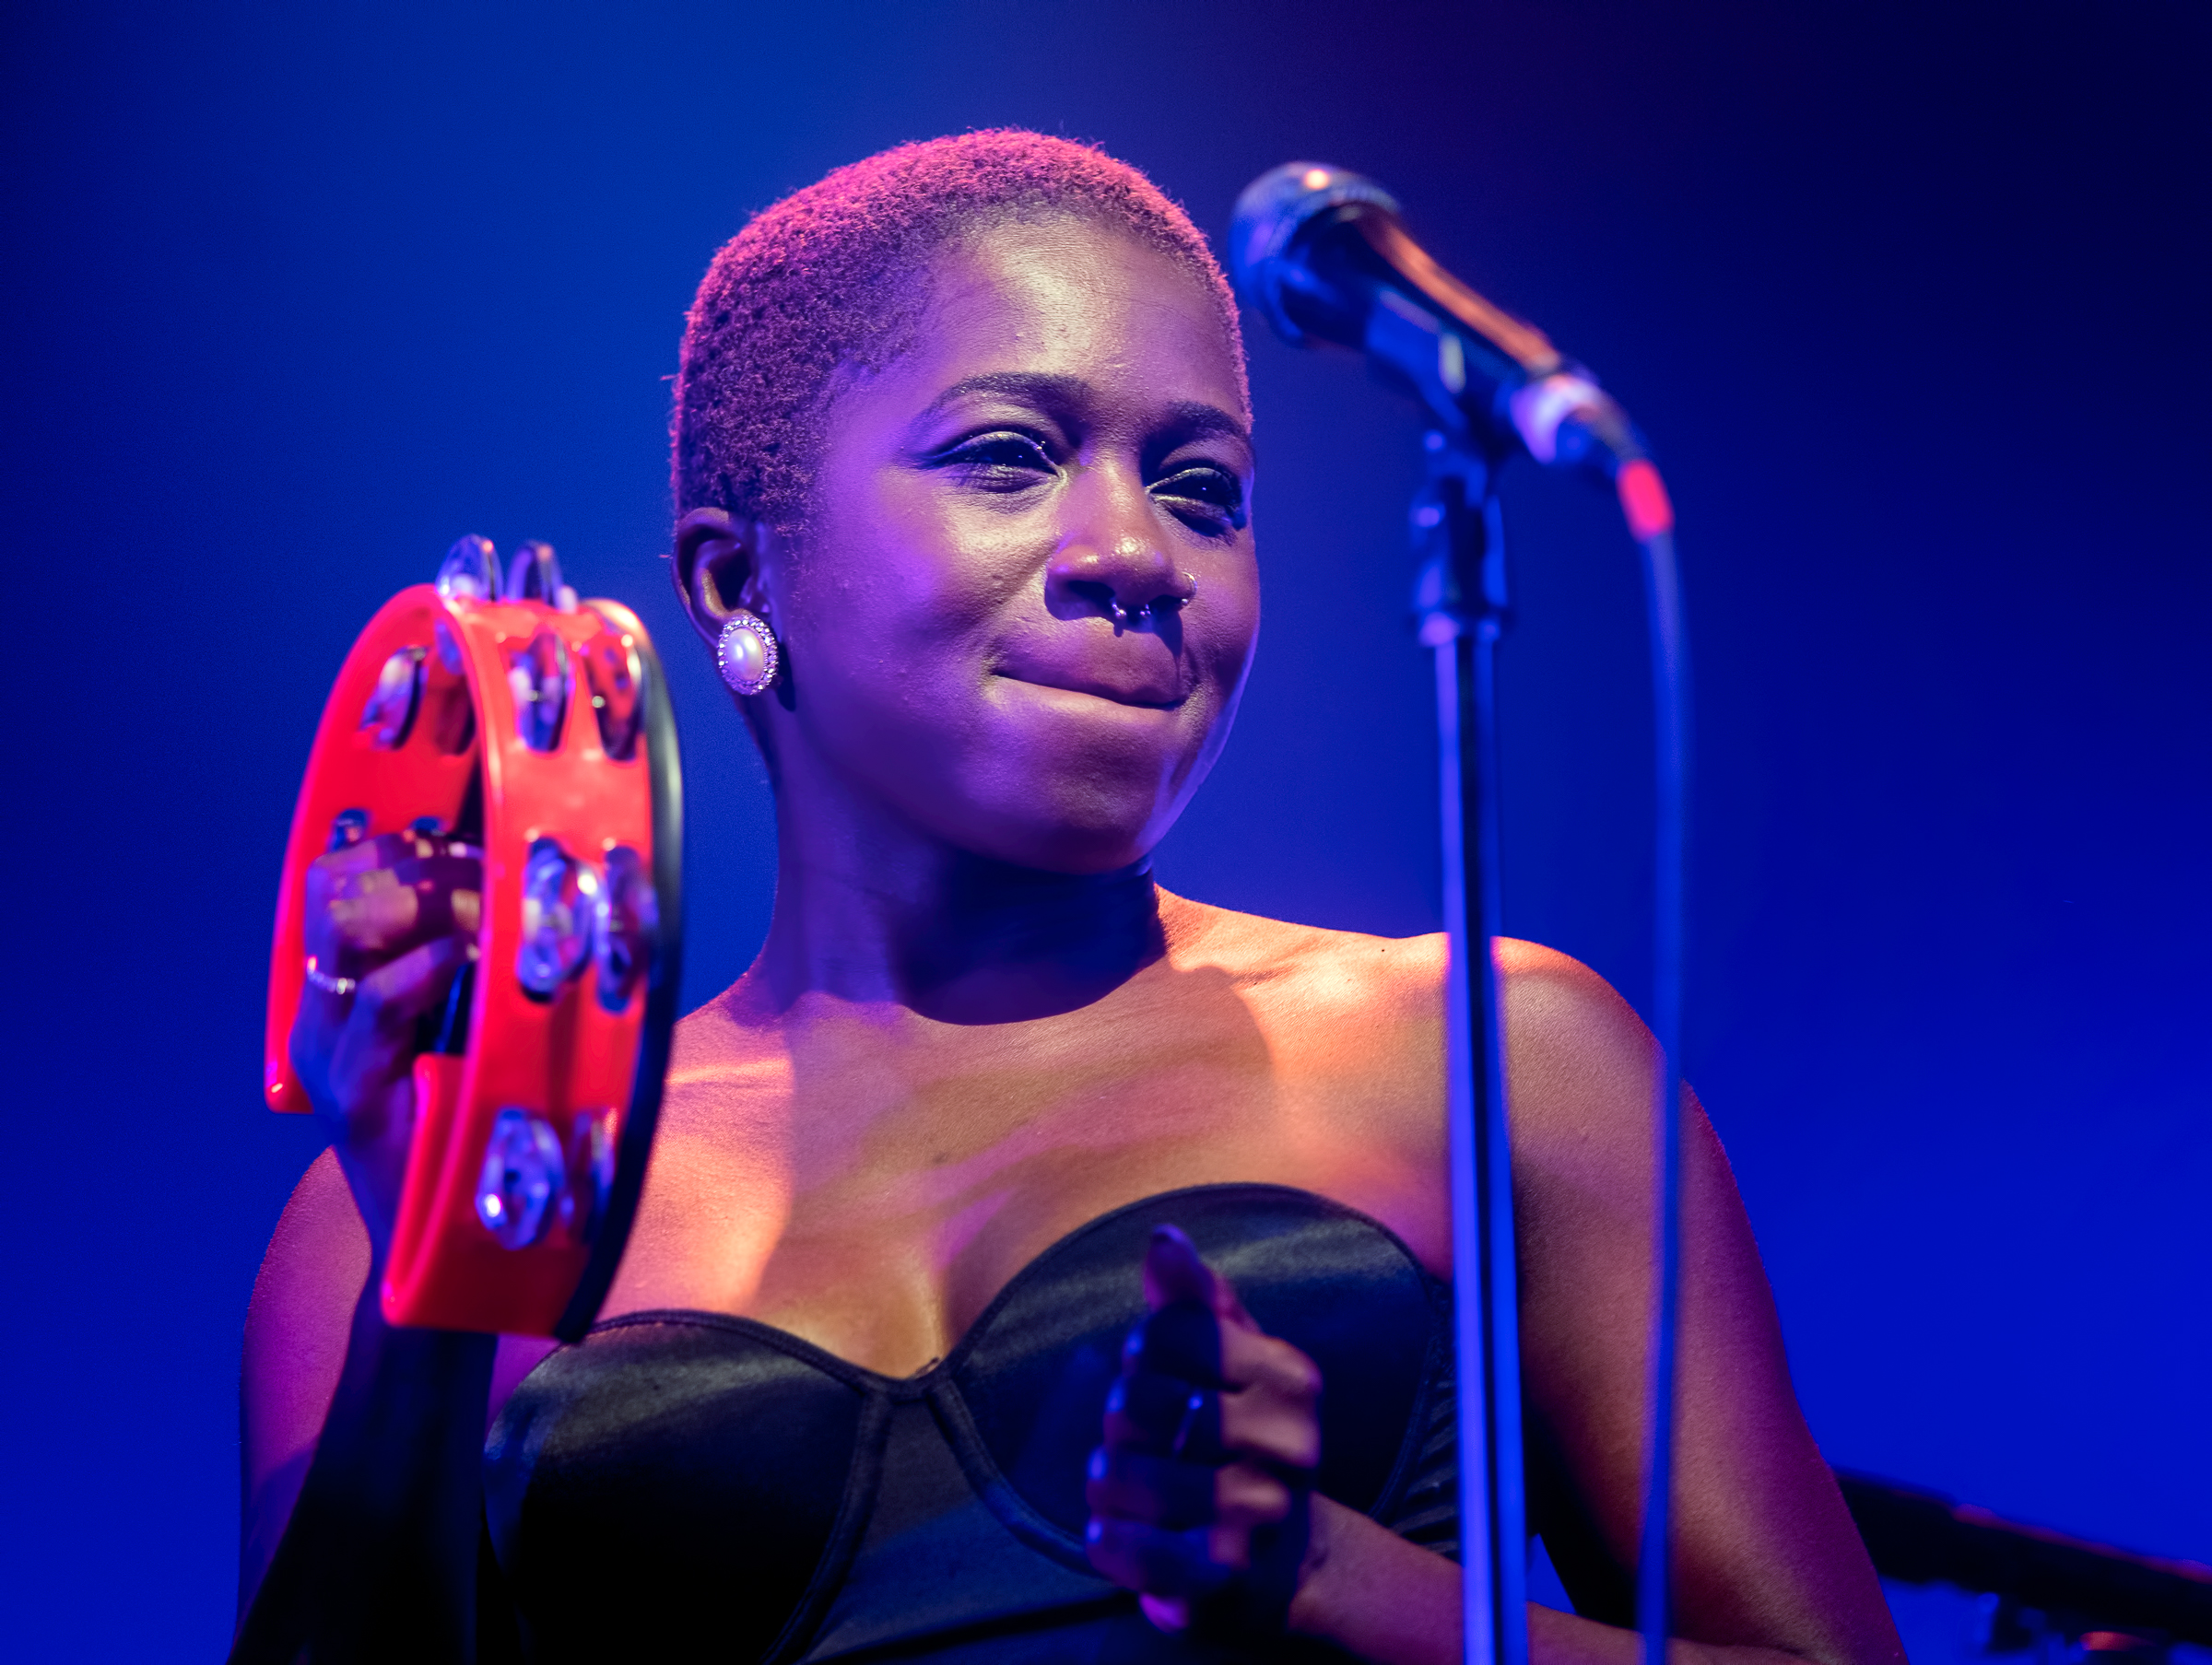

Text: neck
xmin=741 ymin=802 xmax=1169 ymax=1027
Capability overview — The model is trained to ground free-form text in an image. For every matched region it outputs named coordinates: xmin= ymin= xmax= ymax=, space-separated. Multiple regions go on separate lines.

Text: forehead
xmin=875 ymin=217 xmax=1248 ymax=428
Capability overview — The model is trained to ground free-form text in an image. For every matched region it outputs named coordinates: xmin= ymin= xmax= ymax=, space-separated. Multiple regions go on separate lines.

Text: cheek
xmin=1192 ymin=551 xmax=1263 ymax=696
xmin=789 ymin=575 xmax=971 ymax=737
xmin=800 ymin=471 xmax=1041 ymax=641
xmin=777 ymin=526 xmax=1016 ymax=758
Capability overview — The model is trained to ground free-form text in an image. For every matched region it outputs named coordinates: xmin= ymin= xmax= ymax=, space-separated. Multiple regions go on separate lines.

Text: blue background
xmin=4 ymin=1 xmax=2206 ymax=1656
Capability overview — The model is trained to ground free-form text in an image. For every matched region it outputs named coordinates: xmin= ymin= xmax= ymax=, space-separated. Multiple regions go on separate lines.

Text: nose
xmin=1047 ymin=534 xmax=1197 ymax=631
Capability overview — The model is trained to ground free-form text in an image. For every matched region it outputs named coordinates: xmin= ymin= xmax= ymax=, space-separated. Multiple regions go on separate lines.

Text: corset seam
xmin=765 ymin=1387 xmax=893 ymax=1665
xmin=925 ymin=1378 xmax=1106 ymax=1580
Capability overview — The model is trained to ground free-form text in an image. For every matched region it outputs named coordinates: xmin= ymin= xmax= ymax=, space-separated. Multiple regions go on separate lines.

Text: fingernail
xmin=1140 ymin=1594 xmax=1192 ymax=1633
xmin=1088 ymin=1448 xmax=1108 ymax=1480
xmin=1086 ymin=1518 xmax=1103 ymax=1544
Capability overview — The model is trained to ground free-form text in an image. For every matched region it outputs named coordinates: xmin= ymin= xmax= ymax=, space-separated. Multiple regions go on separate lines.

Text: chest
xmin=603 ymin=981 xmax=1446 ymax=1371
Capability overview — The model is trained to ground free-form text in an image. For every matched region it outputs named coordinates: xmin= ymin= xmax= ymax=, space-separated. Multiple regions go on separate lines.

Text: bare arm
xmin=1504 ymin=944 xmax=1899 ymax=1665
xmin=235 ymin=1187 xmax=495 ymax=1662
xmin=1096 ymin=937 xmax=1902 ymax=1665
xmin=231 ymin=832 xmax=500 ymax=1662
xmin=239 ymin=1150 xmax=370 ymax=1612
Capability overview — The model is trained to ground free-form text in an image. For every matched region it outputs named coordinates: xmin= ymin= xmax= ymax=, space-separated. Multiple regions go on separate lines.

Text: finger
xmin=1108 ymin=1375 xmax=1316 ymax=1474
xmin=370 ymin=827 xmax=480 ymax=865
xmin=1123 ymin=1298 xmax=1222 ymax=1387
xmin=1214 ymin=1326 xmax=1320 ymax=1399
xmin=1217 ymin=1385 xmax=1322 ymax=1474
xmin=310 ymin=827 xmax=478 ymax=883
xmin=382 ymin=853 xmax=484 ymax=940
xmin=1217 ymin=1329 xmax=1324 ymax=1461
xmin=1087 ymin=1450 xmax=1294 ymax=1540
xmin=310 ymin=835 xmax=395 ymax=881
xmin=1142 ymin=1226 xmax=1256 ymax=1330
xmin=1085 ymin=1516 xmax=1233 ymax=1597
xmin=1212 ymin=1461 xmax=1295 ymax=1536
xmin=325 ymin=847 xmax=483 ymax=907
xmin=1088 ymin=1507 xmax=1288 ymax=1589
xmin=1086 ymin=1448 xmax=1218 ymax=1530
xmin=1108 ymin=1335 xmax=1320 ymax=1472
xmin=1104 ymin=1373 xmax=1223 ymax=1462
xmin=315 ymin=936 xmax=476 ymax=1129
xmin=313 ymin=854 xmax=484 ymax=961
xmin=1138 ymin=1595 xmax=1192 ymax=1633
xmin=348 ymin=935 xmax=479 ymax=1049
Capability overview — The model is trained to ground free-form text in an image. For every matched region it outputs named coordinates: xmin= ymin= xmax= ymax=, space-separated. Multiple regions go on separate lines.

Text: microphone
xmin=1229 ymin=162 xmax=1672 ymax=539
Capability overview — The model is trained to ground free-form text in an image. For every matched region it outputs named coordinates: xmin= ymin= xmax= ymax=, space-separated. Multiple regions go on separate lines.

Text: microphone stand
xmin=1221 ymin=158 xmax=1687 ymax=1665
xmin=1411 ymin=433 xmax=1529 ymax=1665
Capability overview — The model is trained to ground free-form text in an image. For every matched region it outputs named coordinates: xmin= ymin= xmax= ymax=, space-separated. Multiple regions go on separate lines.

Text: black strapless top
xmin=480 ymin=1185 xmax=1460 ymax=1662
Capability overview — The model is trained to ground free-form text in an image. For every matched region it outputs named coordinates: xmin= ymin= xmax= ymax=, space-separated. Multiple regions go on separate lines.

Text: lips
xmin=994 ymin=640 xmax=1185 ymax=709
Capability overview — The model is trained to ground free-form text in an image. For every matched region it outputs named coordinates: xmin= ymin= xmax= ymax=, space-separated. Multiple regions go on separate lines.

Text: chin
xmin=823 ymin=683 xmax=1228 ymax=874
xmin=953 ymin=789 xmax=1171 ymax=876
xmin=943 ymin=746 xmax=1196 ymax=876
xmin=931 ymin=686 xmax=1232 ymax=874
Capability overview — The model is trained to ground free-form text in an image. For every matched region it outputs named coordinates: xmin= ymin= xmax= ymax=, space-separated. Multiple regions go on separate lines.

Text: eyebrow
xmin=914 ymin=371 xmax=1251 ymax=446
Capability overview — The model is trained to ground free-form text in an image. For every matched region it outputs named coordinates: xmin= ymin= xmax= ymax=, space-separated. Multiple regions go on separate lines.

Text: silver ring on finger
xmin=303 ymin=956 xmax=359 ymax=997
xmin=1170 ymin=1388 xmax=1218 ymax=1461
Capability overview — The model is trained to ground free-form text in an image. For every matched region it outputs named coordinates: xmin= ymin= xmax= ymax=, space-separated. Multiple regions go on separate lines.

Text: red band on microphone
xmin=1618 ymin=459 xmax=1675 ymax=540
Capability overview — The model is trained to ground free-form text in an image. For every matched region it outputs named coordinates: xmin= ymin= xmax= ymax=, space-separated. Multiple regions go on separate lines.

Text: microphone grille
xmin=1228 ymin=162 xmax=1401 ymax=346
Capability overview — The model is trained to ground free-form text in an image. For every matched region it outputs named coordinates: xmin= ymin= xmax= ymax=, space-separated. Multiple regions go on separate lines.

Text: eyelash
xmin=1152 ymin=464 xmax=1247 ymax=532
xmin=939 ymin=431 xmax=1055 ymax=485
xmin=935 ymin=431 xmax=1246 ymax=533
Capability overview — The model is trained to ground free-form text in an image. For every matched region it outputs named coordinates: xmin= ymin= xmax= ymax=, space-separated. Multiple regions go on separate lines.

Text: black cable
xmin=1603 ymin=455 xmax=1690 ymax=1665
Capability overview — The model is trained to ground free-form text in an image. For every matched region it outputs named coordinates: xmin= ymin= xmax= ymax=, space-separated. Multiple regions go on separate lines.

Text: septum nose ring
xmin=1107 ymin=574 xmax=1199 ymax=629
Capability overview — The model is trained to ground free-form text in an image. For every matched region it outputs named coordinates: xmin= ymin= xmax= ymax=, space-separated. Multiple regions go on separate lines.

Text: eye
xmin=934 ymin=429 xmax=1057 ymax=491
xmin=1150 ymin=463 xmax=1247 ymax=533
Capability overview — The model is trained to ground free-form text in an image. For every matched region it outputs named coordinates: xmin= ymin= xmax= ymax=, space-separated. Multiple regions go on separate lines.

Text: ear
xmin=672 ymin=507 xmax=778 ymax=649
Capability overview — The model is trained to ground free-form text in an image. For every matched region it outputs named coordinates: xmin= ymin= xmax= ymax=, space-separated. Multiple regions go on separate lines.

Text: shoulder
xmin=1157 ymin=889 xmax=1446 ymax=1029
xmin=1162 ymin=893 xmax=1664 ymax=1151
xmin=1158 ymin=891 xmax=1648 ymax=1074
xmin=1156 ymin=897 xmax=1673 ymax=1258
xmin=1488 ymin=944 xmax=1740 ymax=1295
xmin=1495 ymin=936 xmax=1659 ymax=1123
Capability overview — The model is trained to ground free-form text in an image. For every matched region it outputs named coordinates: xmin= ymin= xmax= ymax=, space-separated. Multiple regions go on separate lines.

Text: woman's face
xmin=771 ymin=217 xmax=1260 ymax=874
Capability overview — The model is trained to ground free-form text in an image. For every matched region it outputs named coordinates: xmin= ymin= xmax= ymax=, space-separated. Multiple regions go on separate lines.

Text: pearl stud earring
xmin=716 ymin=610 xmax=781 ymax=696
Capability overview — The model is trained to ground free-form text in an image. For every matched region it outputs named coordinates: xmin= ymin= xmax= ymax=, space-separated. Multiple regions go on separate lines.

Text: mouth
xmin=994 ymin=668 xmax=1186 ymax=711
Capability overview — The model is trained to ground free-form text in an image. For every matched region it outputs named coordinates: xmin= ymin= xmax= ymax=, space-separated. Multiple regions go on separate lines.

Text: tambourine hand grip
xmin=388 ymin=1052 xmax=469 ymax=1283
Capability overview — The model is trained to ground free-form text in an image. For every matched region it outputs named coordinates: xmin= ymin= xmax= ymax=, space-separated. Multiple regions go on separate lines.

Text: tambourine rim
xmin=555 ymin=597 xmax=684 ymax=1343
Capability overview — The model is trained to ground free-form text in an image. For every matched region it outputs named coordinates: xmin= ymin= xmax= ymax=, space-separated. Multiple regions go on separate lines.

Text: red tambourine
xmin=265 ymin=537 xmax=683 ymax=1340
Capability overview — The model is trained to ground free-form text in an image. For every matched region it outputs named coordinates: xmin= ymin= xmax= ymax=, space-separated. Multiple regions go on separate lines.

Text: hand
xmin=1086 ymin=1225 xmax=1324 ymax=1636
xmin=288 ymin=827 xmax=482 ymax=1257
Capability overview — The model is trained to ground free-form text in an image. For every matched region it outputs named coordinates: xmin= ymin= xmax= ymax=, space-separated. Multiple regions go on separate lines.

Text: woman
xmin=240 ymin=132 xmax=1902 ymax=1665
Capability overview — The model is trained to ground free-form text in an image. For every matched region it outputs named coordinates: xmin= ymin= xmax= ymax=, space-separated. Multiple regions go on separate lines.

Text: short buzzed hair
xmin=671 ymin=130 xmax=1246 ymax=534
